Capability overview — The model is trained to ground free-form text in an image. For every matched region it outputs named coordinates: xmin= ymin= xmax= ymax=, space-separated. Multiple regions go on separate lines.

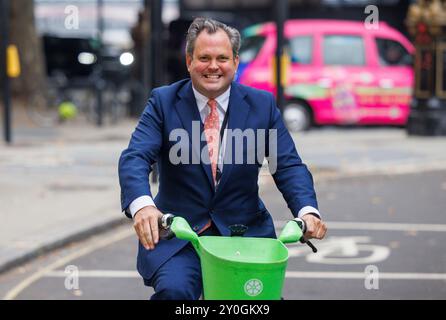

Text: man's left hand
xmin=301 ymin=214 xmax=327 ymax=240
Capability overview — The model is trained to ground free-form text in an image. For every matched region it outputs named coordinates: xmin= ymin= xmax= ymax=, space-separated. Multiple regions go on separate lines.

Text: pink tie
xmin=204 ymin=99 xmax=220 ymax=185
xmin=199 ymin=99 xmax=220 ymax=235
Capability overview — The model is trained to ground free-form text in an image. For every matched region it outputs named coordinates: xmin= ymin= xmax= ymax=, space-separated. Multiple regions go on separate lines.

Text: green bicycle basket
xmin=170 ymin=216 xmax=303 ymax=300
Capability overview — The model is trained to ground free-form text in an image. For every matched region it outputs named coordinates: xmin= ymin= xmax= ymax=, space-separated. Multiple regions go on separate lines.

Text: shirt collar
xmin=192 ymin=85 xmax=231 ymax=114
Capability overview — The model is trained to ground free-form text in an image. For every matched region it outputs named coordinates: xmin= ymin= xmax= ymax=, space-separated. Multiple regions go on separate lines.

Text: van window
xmin=239 ymin=35 xmax=266 ymax=64
xmin=376 ymin=38 xmax=411 ymax=66
xmin=323 ymin=35 xmax=365 ymax=66
xmin=288 ymin=36 xmax=313 ymax=64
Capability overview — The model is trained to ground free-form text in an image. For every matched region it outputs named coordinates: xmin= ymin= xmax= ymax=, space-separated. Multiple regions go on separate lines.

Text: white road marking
xmin=287 ymin=236 xmax=391 ymax=265
xmin=45 ymin=270 xmax=139 ymax=278
xmin=286 ymin=271 xmax=446 ymax=280
xmin=4 ymin=220 xmax=446 ymax=299
xmin=276 ymin=220 xmax=446 ymax=232
xmin=3 ymin=228 xmax=134 ymax=300
xmin=42 ymin=269 xmax=446 ymax=281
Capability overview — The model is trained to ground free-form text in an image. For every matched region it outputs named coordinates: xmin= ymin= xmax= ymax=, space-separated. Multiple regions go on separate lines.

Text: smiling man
xmin=186 ymin=27 xmax=239 ymax=98
xmin=119 ymin=17 xmax=327 ymax=300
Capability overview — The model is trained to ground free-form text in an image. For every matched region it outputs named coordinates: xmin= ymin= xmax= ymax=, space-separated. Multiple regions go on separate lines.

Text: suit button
xmin=193 ymin=226 xmax=199 ymax=231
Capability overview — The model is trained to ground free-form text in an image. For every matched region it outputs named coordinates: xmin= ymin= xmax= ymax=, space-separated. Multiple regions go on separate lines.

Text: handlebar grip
xmin=158 ymin=213 xmax=175 ymax=240
xmin=158 ymin=213 xmax=175 ymax=229
xmin=294 ymin=218 xmax=318 ymax=253
xmin=293 ymin=218 xmax=307 ymax=233
xmin=159 ymin=228 xmax=175 ymax=240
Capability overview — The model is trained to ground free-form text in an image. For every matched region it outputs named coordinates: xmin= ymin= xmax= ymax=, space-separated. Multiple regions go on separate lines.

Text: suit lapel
xmin=175 ymin=81 xmax=215 ymax=190
xmin=216 ymin=83 xmax=250 ymax=194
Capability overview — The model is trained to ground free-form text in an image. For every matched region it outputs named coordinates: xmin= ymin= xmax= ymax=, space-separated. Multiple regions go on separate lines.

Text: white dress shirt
xmin=128 ymin=85 xmax=321 ymax=220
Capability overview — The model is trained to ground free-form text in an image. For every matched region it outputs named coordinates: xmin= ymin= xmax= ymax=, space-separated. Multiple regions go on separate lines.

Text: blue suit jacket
xmin=118 ymin=79 xmax=318 ymax=281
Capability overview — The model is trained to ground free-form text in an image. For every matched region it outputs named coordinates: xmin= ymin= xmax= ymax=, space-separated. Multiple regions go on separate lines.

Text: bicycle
xmin=25 ymin=72 xmax=70 ymax=127
xmin=160 ymin=214 xmax=317 ymax=300
xmin=26 ymin=70 xmax=134 ymax=128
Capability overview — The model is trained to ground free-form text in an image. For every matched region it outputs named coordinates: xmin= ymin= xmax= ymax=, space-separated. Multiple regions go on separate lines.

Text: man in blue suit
xmin=119 ymin=17 xmax=327 ymax=300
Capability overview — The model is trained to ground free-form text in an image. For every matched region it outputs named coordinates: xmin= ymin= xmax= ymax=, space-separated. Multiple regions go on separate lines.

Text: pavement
xmin=1 ymin=107 xmax=446 ymax=275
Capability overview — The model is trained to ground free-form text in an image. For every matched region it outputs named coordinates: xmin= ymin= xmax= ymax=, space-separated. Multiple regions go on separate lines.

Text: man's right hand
xmin=133 ymin=206 xmax=164 ymax=250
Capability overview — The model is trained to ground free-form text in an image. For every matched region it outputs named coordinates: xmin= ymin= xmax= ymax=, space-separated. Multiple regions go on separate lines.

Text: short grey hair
xmin=185 ymin=17 xmax=241 ymax=59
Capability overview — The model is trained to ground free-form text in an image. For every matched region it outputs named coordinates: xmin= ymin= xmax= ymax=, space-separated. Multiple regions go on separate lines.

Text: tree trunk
xmin=9 ymin=0 xmax=47 ymax=99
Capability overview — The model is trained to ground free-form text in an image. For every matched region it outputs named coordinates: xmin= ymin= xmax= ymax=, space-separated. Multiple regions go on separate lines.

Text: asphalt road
xmin=1 ymin=170 xmax=446 ymax=300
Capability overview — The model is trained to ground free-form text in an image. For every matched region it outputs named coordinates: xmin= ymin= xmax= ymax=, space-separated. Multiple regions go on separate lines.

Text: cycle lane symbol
xmin=288 ymin=236 xmax=391 ymax=265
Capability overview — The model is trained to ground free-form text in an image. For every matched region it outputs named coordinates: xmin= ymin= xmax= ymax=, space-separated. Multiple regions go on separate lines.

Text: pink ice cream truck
xmin=237 ymin=19 xmax=415 ymax=131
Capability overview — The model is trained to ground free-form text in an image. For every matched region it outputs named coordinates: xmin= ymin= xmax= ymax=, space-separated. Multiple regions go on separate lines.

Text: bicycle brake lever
xmin=294 ymin=218 xmax=318 ymax=253
xmin=300 ymin=238 xmax=318 ymax=253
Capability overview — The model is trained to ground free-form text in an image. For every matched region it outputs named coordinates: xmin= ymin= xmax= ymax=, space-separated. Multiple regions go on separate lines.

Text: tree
xmin=9 ymin=0 xmax=47 ymax=100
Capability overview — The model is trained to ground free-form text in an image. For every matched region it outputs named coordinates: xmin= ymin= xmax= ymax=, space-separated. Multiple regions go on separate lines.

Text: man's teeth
xmin=205 ymin=75 xmax=221 ymax=78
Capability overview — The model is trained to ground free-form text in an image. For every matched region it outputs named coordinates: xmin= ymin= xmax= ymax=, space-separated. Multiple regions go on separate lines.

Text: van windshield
xmin=239 ymin=35 xmax=266 ymax=64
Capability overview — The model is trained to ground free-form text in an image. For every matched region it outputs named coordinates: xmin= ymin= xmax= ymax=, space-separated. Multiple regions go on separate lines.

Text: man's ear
xmin=234 ymin=55 xmax=240 ymax=68
xmin=186 ymin=54 xmax=192 ymax=72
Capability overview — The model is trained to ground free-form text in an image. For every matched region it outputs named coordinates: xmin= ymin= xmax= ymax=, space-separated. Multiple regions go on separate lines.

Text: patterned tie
xmin=204 ymin=99 xmax=220 ymax=185
xmin=198 ymin=99 xmax=220 ymax=235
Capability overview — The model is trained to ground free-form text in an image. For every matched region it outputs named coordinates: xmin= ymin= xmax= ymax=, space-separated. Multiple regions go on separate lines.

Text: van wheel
xmin=283 ymin=102 xmax=311 ymax=132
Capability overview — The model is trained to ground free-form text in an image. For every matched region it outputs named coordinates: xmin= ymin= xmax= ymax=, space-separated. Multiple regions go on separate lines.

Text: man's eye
xmin=218 ymin=57 xmax=229 ymax=62
xmin=199 ymin=57 xmax=209 ymax=62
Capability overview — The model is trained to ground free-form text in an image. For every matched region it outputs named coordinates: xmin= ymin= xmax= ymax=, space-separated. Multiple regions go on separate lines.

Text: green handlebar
xmin=170 ymin=216 xmax=200 ymax=249
xmin=277 ymin=220 xmax=303 ymax=244
xmin=170 ymin=216 xmax=304 ymax=245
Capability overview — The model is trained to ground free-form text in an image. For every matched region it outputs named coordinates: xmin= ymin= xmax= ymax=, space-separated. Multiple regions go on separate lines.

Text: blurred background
xmin=1 ymin=0 xmax=417 ymax=130
xmin=1 ymin=0 xmax=446 ymax=300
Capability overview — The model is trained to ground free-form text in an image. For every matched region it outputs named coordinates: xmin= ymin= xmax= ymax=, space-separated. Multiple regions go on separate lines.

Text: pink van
xmin=237 ymin=19 xmax=415 ymax=131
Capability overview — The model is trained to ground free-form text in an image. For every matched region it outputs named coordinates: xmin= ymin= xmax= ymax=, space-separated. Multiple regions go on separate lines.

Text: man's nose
xmin=208 ymin=59 xmax=219 ymax=70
